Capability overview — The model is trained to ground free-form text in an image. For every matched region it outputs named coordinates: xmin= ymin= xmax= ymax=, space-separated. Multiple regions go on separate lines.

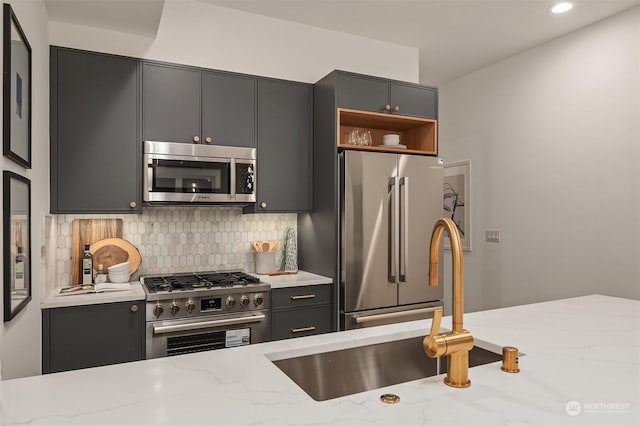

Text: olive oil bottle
xmin=81 ymin=244 xmax=93 ymax=285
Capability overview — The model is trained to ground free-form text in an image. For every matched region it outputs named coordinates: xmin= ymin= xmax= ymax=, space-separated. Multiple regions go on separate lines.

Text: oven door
xmin=146 ymin=310 xmax=270 ymax=359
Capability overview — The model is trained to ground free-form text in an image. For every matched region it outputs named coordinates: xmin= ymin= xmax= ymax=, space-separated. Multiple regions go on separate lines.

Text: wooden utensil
xmin=252 ymin=240 xmax=263 ymax=252
xmin=262 ymin=242 xmax=270 ymax=252
xmin=71 ymin=219 xmax=122 ymax=285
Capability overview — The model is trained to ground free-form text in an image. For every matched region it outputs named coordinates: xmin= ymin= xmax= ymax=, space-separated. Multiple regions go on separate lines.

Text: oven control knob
xmin=253 ymin=294 xmax=264 ymax=307
xmin=153 ymin=303 xmax=164 ymax=318
xmin=226 ymin=296 xmax=237 ymax=308
xmin=170 ymin=303 xmax=180 ymax=316
xmin=185 ymin=300 xmax=196 ymax=313
xmin=240 ymin=295 xmax=250 ymax=307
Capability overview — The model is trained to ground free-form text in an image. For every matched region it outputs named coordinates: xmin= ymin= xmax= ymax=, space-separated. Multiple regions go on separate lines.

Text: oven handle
xmin=152 ymin=313 xmax=266 ymax=335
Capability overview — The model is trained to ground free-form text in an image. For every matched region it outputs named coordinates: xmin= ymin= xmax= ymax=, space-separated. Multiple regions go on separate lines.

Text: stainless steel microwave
xmin=143 ymin=141 xmax=256 ymax=204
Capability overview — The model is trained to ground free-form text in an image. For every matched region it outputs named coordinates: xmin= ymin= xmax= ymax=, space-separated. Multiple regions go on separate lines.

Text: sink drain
xmin=380 ymin=394 xmax=400 ymax=404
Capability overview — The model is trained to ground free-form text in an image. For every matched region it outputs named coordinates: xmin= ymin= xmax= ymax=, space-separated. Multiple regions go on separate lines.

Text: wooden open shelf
xmin=337 ymin=108 xmax=437 ymax=155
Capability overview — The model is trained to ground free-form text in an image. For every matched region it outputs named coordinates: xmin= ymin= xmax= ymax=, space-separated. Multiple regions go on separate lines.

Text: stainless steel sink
xmin=272 ymin=336 xmax=502 ymax=401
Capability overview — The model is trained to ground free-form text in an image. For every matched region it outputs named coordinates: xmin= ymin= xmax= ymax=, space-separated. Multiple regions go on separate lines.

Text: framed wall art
xmin=443 ymin=160 xmax=471 ymax=251
xmin=3 ymin=3 xmax=32 ymax=168
xmin=3 ymin=171 xmax=31 ymax=321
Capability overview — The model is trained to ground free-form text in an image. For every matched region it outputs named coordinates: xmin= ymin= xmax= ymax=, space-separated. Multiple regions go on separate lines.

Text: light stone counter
xmin=4 ymin=294 xmax=638 ymax=425
xmin=41 ymin=280 xmax=146 ymax=309
xmin=258 ymin=270 xmax=332 ymax=289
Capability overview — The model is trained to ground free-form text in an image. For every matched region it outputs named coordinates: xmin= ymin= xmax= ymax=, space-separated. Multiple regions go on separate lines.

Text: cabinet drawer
xmin=271 ymin=305 xmax=332 ymax=340
xmin=271 ymin=284 xmax=331 ymax=309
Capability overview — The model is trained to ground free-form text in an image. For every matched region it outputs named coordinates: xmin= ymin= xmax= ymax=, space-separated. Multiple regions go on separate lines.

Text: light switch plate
xmin=486 ymin=229 xmax=501 ymax=242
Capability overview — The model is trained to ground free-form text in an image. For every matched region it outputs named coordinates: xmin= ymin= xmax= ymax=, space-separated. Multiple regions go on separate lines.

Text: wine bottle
xmin=15 ymin=246 xmax=24 ymax=290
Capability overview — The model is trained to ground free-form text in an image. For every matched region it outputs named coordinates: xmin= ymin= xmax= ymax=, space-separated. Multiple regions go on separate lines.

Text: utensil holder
xmin=255 ymin=251 xmax=275 ymax=275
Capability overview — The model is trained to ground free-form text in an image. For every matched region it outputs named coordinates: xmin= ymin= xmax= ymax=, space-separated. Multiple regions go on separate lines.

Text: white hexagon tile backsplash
xmin=55 ymin=207 xmax=297 ymax=286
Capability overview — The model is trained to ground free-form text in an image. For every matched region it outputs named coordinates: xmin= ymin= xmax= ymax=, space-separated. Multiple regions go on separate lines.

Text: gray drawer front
xmin=272 ymin=305 xmax=332 ymax=340
xmin=271 ymin=285 xmax=331 ymax=308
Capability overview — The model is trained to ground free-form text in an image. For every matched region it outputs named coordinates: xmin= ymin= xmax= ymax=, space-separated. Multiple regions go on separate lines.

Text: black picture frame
xmin=3 ymin=3 xmax=31 ymax=169
xmin=3 ymin=171 xmax=31 ymax=321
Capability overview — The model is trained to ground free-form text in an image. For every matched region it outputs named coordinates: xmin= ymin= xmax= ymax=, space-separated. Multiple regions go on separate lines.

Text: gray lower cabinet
xmin=245 ymin=78 xmax=313 ymax=213
xmin=42 ymin=301 xmax=145 ymax=374
xmin=271 ymin=285 xmax=332 ymax=340
xmin=50 ymin=46 xmax=141 ymax=213
xmin=336 ymin=71 xmax=437 ymax=119
xmin=143 ymin=62 xmax=257 ymax=147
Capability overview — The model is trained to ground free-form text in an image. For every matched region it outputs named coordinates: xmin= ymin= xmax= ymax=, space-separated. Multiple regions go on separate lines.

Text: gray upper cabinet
xmin=337 ymin=71 xmax=437 ymax=119
xmin=246 ymin=78 xmax=312 ymax=213
xmin=202 ymin=71 xmax=256 ymax=147
xmin=143 ymin=63 xmax=256 ymax=147
xmin=389 ymin=81 xmax=437 ymax=119
xmin=142 ymin=63 xmax=201 ymax=144
xmin=50 ymin=47 xmax=141 ymax=213
xmin=336 ymin=73 xmax=389 ymax=113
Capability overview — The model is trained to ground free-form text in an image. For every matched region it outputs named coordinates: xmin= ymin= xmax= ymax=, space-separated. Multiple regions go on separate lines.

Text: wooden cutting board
xmin=71 ymin=219 xmax=123 ymax=285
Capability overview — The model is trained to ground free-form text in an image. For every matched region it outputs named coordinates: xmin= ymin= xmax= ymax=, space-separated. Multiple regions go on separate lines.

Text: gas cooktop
xmin=141 ymin=271 xmax=262 ymax=294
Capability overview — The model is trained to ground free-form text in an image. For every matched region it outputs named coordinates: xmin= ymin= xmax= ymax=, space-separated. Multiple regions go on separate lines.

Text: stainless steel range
xmin=141 ymin=271 xmax=270 ymax=359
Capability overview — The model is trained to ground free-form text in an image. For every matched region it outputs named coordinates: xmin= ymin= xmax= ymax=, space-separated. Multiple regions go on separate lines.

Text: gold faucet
xmin=423 ymin=217 xmax=474 ymax=388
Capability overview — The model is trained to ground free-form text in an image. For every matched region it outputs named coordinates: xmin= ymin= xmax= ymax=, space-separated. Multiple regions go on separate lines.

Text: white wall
xmin=439 ymin=7 xmax=640 ymax=313
xmin=0 ymin=0 xmax=49 ymax=379
xmin=48 ymin=0 xmax=419 ymax=84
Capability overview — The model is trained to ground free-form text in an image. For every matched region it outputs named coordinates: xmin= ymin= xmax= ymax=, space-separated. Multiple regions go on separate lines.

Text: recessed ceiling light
xmin=550 ymin=2 xmax=574 ymax=14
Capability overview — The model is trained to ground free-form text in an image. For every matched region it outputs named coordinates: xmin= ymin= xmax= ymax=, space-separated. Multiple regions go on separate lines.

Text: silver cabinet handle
xmin=291 ymin=326 xmax=316 ymax=333
xmin=153 ymin=313 xmax=266 ymax=335
xmin=290 ymin=294 xmax=316 ymax=300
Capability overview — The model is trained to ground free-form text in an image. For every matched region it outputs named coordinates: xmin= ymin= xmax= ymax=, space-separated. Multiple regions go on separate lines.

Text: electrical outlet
xmin=486 ymin=229 xmax=501 ymax=242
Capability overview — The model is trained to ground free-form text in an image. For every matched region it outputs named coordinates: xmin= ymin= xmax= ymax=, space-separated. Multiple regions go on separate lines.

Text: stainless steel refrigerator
xmin=339 ymin=150 xmax=444 ymax=330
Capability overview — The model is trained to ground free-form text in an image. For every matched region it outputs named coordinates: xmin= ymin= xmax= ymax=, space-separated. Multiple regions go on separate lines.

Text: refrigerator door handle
xmin=387 ymin=177 xmax=398 ymax=283
xmin=399 ymin=177 xmax=408 ymax=282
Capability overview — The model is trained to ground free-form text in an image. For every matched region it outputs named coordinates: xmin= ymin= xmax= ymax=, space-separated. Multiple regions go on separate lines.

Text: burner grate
xmin=142 ymin=271 xmax=261 ymax=293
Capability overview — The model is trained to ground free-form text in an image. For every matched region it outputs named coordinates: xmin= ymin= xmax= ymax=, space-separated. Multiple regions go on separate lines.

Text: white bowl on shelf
xmin=382 ymin=134 xmax=400 ymax=146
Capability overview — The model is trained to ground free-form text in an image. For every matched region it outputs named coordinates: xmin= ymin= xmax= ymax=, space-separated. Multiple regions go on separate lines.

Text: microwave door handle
xmin=146 ymin=159 xmax=154 ymax=192
xmin=229 ymin=158 xmax=236 ymax=200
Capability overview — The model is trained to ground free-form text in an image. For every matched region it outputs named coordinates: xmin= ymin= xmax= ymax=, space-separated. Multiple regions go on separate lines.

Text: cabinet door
xmin=336 ymin=73 xmax=389 ymax=113
xmin=42 ymin=301 xmax=145 ymax=374
xmin=271 ymin=305 xmax=332 ymax=340
xmin=390 ymin=82 xmax=437 ymax=119
xmin=51 ymin=48 xmax=141 ymax=213
xmin=143 ymin=63 xmax=201 ymax=143
xmin=202 ymin=71 xmax=256 ymax=147
xmin=255 ymin=79 xmax=312 ymax=212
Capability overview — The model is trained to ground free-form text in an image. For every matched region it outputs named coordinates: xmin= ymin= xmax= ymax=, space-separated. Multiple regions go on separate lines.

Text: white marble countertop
xmin=5 ymin=294 xmax=638 ymax=425
xmin=257 ymin=270 xmax=332 ymax=289
xmin=41 ymin=280 xmax=146 ymax=309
